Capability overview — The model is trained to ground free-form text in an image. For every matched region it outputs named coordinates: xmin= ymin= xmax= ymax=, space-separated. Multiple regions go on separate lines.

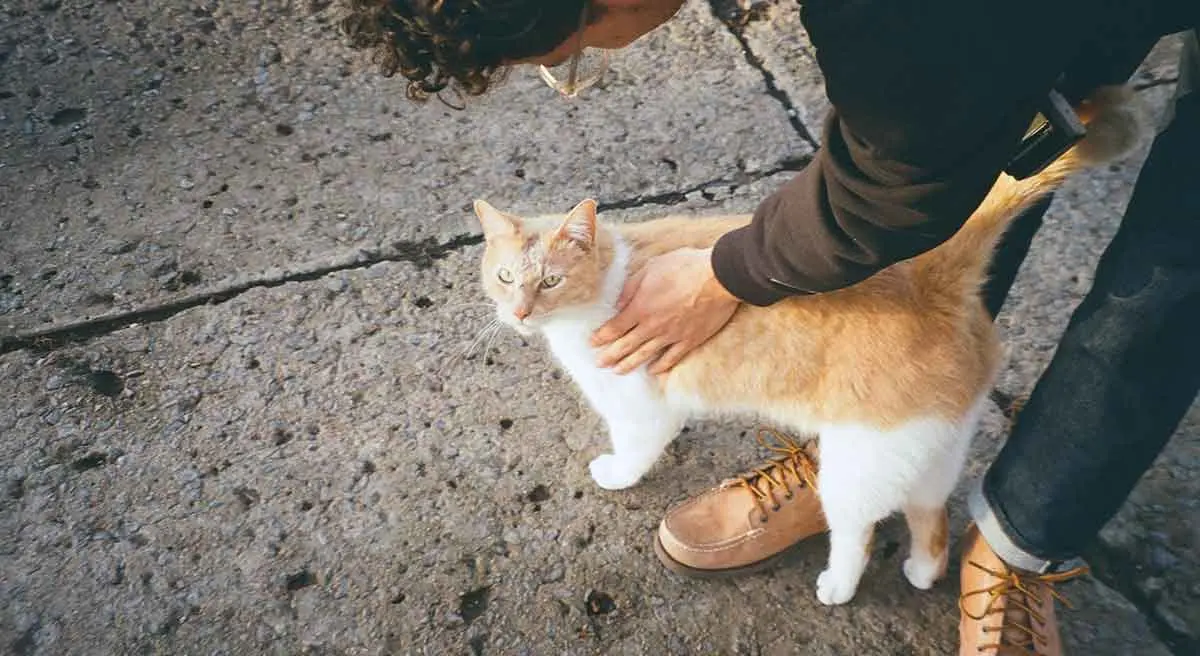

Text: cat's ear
xmin=474 ymin=199 xmax=521 ymax=240
xmin=556 ymin=198 xmax=598 ymax=250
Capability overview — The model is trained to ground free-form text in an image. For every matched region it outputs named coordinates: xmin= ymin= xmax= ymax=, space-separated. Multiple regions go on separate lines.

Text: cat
xmin=471 ymin=85 xmax=1142 ymax=606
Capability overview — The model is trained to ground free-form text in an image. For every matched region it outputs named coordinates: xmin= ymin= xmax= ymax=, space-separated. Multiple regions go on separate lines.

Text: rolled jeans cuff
xmin=967 ymin=477 xmax=1086 ymax=574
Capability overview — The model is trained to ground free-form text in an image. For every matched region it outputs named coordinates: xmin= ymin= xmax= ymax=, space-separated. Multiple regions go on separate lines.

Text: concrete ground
xmin=1 ymin=1 xmax=1195 ymax=654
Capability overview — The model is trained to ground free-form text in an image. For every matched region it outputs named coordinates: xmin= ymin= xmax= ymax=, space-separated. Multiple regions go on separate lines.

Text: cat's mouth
xmin=497 ymin=310 xmax=537 ymax=336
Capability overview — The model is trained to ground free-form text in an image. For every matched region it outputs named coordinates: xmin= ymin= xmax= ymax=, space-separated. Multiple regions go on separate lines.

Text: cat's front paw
xmin=816 ymin=568 xmax=859 ymax=606
xmin=589 ymin=454 xmax=643 ymax=490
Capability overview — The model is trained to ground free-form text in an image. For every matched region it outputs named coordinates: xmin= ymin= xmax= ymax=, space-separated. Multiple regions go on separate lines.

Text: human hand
xmin=591 ymin=247 xmax=739 ymax=375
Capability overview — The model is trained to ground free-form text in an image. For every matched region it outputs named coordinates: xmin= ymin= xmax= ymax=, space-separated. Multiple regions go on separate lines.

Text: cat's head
xmin=473 ymin=198 xmax=607 ymax=335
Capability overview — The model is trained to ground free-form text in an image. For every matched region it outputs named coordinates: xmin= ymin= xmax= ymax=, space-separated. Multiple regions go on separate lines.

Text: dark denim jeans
xmin=970 ymin=30 xmax=1200 ymax=568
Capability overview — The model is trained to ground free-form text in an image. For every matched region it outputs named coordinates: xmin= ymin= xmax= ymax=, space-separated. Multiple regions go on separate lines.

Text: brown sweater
xmin=711 ymin=0 xmax=1196 ymax=306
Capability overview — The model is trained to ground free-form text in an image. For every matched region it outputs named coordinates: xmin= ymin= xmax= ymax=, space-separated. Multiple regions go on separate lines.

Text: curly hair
xmin=339 ymin=0 xmax=587 ymax=103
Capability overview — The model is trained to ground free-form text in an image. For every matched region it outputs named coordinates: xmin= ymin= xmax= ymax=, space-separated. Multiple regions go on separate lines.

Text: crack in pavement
xmin=708 ymin=0 xmax=821 ymax=150
xmin=1 ymin=164 xmax=809 ymax=355
xmin=1084 ymin=541 xmax=1198 ymax=656
xmin=598 ymin=155 xmax=810 ymax=212
xmin=0 ymin=234 xmax=482 ymax=355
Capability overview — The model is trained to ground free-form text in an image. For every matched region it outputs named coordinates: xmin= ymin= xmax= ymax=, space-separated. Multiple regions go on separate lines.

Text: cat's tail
xmin=912 ymin=85 xmax=1146 ymax=301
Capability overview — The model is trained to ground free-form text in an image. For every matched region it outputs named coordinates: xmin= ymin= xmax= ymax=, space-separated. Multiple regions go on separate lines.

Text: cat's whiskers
xmin=479 ymin=319 xmax=504 ymax=364
xmin=438 ymin=318 xmax=504 ymax=377
xmin=460 ymin=320 xmax=500 ymax=360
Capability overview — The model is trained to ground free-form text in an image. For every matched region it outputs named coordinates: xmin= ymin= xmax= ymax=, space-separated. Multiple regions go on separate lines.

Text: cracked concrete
xmin=0 ymin=233 xmax=484 ymax=355
xmin=708 ymin=1 xmax=822 ymax=147
xmin=0 ymin=0 xmax=809 ymax=334
xmin=0 ymin=163 xmax=812 ymax=355
xmin=1 ymin=1 xmax=1196 ymax=654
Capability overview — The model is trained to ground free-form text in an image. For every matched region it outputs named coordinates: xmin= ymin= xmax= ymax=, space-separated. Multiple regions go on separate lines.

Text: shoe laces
xmin=959 ymin=560 xmax=1089 ymax=654
xmin=733 ymin=428 xmax=818 ymax=522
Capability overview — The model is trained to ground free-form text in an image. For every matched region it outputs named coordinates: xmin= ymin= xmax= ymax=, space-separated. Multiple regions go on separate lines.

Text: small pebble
xmin=542 ymin=564 xmax=565 ymax=583
xmin=325 ymin=276 xmax=348 ymax=294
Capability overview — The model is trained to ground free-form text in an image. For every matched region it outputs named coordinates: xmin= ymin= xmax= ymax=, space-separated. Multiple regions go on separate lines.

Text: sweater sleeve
xmin=710 ymin=0 xmax=1092 ymax=306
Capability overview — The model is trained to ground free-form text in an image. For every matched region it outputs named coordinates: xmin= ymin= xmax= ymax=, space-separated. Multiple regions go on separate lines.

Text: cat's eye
xmin=540 ymin=275 xmax=563 ymax=289
xmin=497 ymin=268 xmax=514 ymax=284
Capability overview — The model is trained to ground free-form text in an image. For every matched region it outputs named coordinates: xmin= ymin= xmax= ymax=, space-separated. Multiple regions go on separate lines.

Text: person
xmin=339 ymin=2 xmax=1200 ymax=653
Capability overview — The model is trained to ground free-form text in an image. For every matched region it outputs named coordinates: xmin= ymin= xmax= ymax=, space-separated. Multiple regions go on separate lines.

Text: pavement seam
xmin=0 ymin=234 xmax=481 ymax=355
xmin=1084 ymin=540 xmax=1198 ymax=656
xmin=1 ymin=162 xmax=810 ymax=355
xmin=707 ymin=0 xmax=821 ymax=150
xmin=598 ymin=156 xmax=809 ymax=212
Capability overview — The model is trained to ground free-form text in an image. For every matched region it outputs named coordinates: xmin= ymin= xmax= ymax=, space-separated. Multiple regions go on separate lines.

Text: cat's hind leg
xmin=814 ymin=410 xmax=976 ymax=605
xmin=813 ymin=423 xmax=907 ymax=606
xmin=901 ymin=504 xmax=950 ymax=590
xmin=589 ymin=396 xmax=684 ymax=491
xmin=901 ymin=406 xmax=979 ymax=590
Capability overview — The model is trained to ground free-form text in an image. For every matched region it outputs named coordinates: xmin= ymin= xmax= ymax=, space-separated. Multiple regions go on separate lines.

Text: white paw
xmin=902 ymin=554 xmax=947 ymax=590
xmin=589 ymin=454 xmax=643 ymax=490
xmin=816 ymin=568 xmax=859 ymax=606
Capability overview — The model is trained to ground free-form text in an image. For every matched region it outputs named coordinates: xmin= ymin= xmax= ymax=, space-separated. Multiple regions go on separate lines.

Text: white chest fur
xmin=537 ymin=238 xmax=666 ymax=422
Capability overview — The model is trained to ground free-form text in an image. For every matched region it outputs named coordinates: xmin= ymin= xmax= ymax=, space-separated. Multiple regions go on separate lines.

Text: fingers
xmin=591 ymin=309 xmax=637 ymax=348
xmin=648 ymin=340 xmax=692 ymax=376
xmin=612 ymin=336 xmax=669 ymax=375
xmin=596 ymin=323 xmax=652 ymax=368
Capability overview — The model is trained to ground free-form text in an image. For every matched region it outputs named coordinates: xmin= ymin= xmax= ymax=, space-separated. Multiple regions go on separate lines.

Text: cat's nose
xmin=513 ymin=307 xmax=531 ymax=321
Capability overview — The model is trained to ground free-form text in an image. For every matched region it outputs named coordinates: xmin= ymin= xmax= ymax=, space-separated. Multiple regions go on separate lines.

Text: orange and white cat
xmin=472 ymin=86 xmax=1141 ymax=605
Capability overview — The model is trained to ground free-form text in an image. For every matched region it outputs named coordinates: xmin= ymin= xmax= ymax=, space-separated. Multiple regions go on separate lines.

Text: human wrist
xmin=699 ymin=248 xmax=737 ymax=302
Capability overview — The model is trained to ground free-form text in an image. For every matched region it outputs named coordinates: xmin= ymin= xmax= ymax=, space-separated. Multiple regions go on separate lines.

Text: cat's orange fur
xmin=618 ymin=88 xmax=1140 ymax=430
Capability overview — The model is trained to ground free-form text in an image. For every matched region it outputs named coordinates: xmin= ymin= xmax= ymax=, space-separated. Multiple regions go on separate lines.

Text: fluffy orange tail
xmin=913 ymin=86 xmax=1145 ymax=299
